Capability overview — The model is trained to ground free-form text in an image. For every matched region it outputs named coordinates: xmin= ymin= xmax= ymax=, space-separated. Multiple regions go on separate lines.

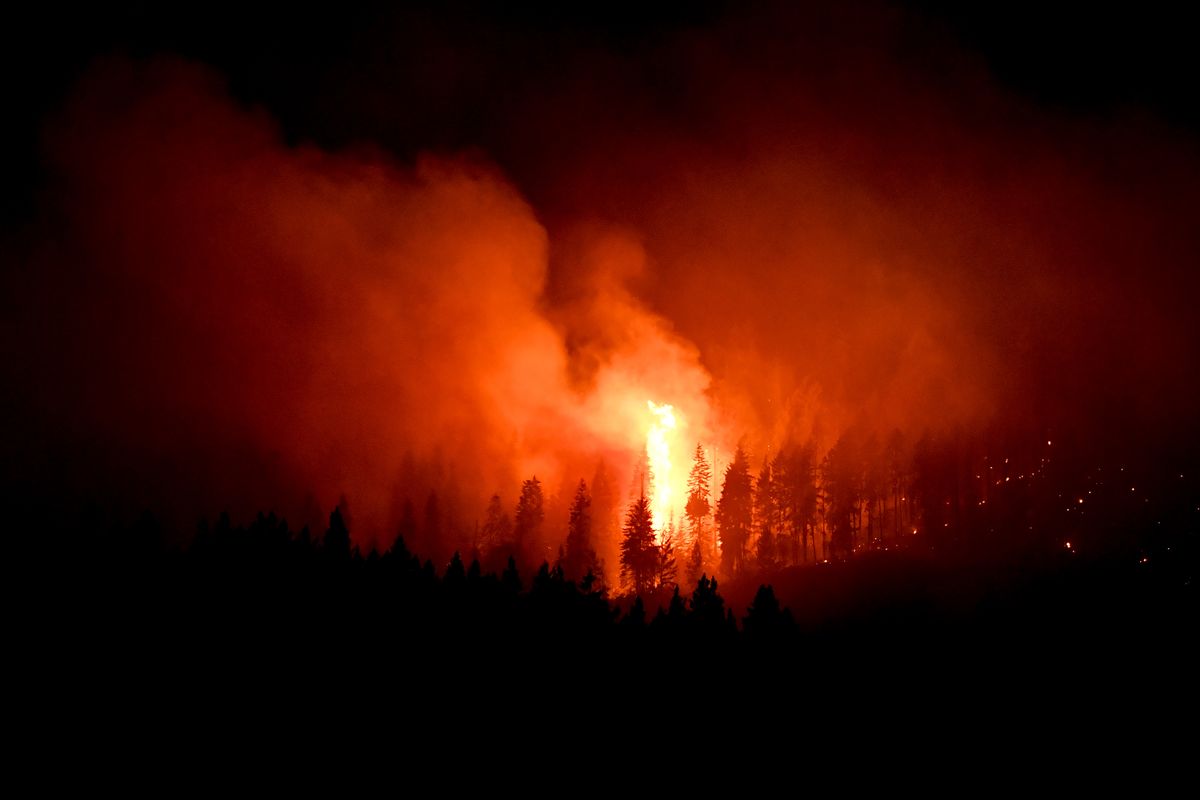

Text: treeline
xmin=457 ymin=427 xmax=1197 ymax=599
xmin=16 ymin=468 xmax=1197 ymax=720
xmin=42 ymin=506 xmax=799 ymax=653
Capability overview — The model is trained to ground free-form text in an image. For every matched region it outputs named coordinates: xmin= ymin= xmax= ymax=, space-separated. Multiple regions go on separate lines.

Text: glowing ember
xmin=645 ymin=401 xmax=679 ymax=536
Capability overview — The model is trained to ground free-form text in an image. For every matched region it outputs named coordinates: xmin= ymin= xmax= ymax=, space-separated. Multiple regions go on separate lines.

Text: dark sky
xmin=4 ymin=1 xmax=1198 ymax=224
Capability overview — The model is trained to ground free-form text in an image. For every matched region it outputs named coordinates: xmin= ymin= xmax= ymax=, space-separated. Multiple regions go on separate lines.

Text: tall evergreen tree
xmin=500 ymin=555 xmax=522 ymax=594
xmin=773 ymin=443 xmax=818 ymax=564
xmin=822 ymin=435 xmax=862 ymax=558
xmin=619 ymin=492 xmax=658 ymax=597
xmin=754 ymin=456 xmax=777 ymax=565
xmin=771 ymin=449 xmax=796 ymax=564
xmin=716 ymin=444 xmax=754 ymax=576
xmin=323 ymin=506 xmax=351 ymax=560
xmin=689 ymin=574 xmax=726 ymax=631
xmin=590 ymin=461 xmax=618 ymax=581
xmin=743 ymin=584 xmax=795 ymax=639
xmin=480 ymin=494 xmax=512 ymax=555
xmin=684 ymin=443 xmax=713 ymax=569
xmin=513 ymin=476 xmax=545 ymax=564
xmin=562 ymin=479 xmax=597 ymax=581
xmin=795 ymin=441 xmax=819 ymax=562
xmin=657 ymin=525 xmax=678 ymax=591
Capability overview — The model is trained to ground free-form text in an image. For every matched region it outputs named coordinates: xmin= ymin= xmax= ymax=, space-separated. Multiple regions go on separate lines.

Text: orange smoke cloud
xmin=10 ymin=59 xmax=720 ymax=550
xmin=6 ymin=3 xmax=1200 ymax=560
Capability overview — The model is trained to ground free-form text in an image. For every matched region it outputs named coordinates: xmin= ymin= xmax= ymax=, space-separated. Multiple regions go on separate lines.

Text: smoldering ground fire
xmin=3 ymin=3 xmax=1200 ymax=582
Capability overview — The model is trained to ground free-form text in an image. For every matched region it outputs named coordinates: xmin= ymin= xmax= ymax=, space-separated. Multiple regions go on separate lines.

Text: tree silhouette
xmin=822 ymin=436 xmax=861 ymax=559
xmin=324 ymin=506 xmax=351 ymax=560
xmin=620 ymin=492 xmax=658 ymax=597
xmin=717 ymin=444 xmax=753 ymax=576
xmin=444 ymin=550 xmax=466 ymax=586
xmin=755 ymin=456 xmax=779 ymax=568
xmin=590 ymin=461 xmax=618 ymax=579
xmin=743 ymin=584 xmax=795 ymax=639
xmin=621 ymin=595 xmax=647 ymax=630
xmin=562 ymin=479 xmax=596 ymax=581
xmin=689 ymin=574 xmax=726 ymax=632
xmin=513 ymin=476 xmax=545 ymax=565
xmin=657 ymin=525 xmax=678 ymax=591
xmin=684 ymin=443 xmax=714 ymax=572
xmin=501 ymin=555 xmax=522 ymax=595
xmin=480 ymin=493 xmax=513 ymax=568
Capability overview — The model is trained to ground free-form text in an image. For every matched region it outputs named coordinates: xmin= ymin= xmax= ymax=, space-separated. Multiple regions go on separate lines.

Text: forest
xmin=4 ymin=4 xmax=1199 ymax=742
xmin=22 ymin=426 xmax=1195 ymax=648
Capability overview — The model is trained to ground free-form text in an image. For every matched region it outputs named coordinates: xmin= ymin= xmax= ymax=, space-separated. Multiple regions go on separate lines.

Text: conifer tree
xmin=513 ymin=476 xmax=545 ymax=563
xmin=563 ymin=479 xmax=597 ymax=581
xmin=716 ymin=444 xmax=753 ymax=575
xmin=480 ymin=494 xmax=512 ymax=557
xmin=657 ymin=526 xmax=678 ymax=591
xmin=684 ymin=443 xmax=713 ymax=566
xmin=619 ymin=492 xmax=658 ymax=597
xmin=324 ymin=506 xmax=351 ymax=560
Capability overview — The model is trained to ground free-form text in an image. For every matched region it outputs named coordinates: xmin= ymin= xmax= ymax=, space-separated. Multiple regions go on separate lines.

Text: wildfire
xmin=646 ymin=401 xmax=680 ymax=537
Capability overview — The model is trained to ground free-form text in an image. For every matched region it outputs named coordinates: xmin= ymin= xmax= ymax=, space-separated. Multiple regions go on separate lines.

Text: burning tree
xmin=684 ymin=443 xmax=714 ymax=579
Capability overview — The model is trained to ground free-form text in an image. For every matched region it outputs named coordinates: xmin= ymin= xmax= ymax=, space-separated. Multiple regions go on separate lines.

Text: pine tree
xmin=754 ymin=456 xmax=776 ymax=566
xmin=684 ymin=443 xmax=713 ymax=566
xmin=797 ymin=441 xmax=819 ymax=561
xmin=590 ymin=461 xmax=618 ymax=586
xmin=480 ymin=494 xmax=512 ymax=556
xmin=395 ymin=498 xmax=418 ymax=559
xmin=444 ymin=550 xmax=466 ymax=586
xmin=689 ymin=574 xmax=726 ymax=631
xmin=743 ymin=584 xmax=795 ymax=639
xmin=657 ymin=526 xmax=678 ymax=591
xmin=716 ymin=444 xmax=754 ymax=575
xmin=513 ymin=476 xmax=545 ymax=564
xmin=775 ymin=442 xmax=819 ymax=564
xmin=619 ymin=492 xmax=658 ymax=597
xmin=501 ymin=555 xmax=522 ymax=595
xmin=822 ymin=435 xmax=862 ymax=558
xmin=323 ymin=506 xmax=351 ymax=560
xmin=563 ymin=479 xmax=597 ymax=581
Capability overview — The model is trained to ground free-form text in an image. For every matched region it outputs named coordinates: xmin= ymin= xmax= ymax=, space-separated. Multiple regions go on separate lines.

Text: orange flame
xmin=646 ymin=400 xmax=681 ymax=538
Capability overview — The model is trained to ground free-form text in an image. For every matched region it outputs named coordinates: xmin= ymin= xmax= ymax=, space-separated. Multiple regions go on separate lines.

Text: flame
xmin=646 ymin=400 xmax=680 ymax=537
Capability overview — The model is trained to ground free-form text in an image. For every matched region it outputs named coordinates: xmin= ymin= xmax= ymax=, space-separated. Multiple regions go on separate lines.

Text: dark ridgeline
xmin=6 ymin=425 xmax=1197 ymax=729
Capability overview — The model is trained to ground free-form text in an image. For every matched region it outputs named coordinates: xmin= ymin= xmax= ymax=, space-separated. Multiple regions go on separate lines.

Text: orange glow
xmin=11 ymin=31 xmax=1200 ymax=564
xmin=645 ymin=401 xmax=681 ymax=537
